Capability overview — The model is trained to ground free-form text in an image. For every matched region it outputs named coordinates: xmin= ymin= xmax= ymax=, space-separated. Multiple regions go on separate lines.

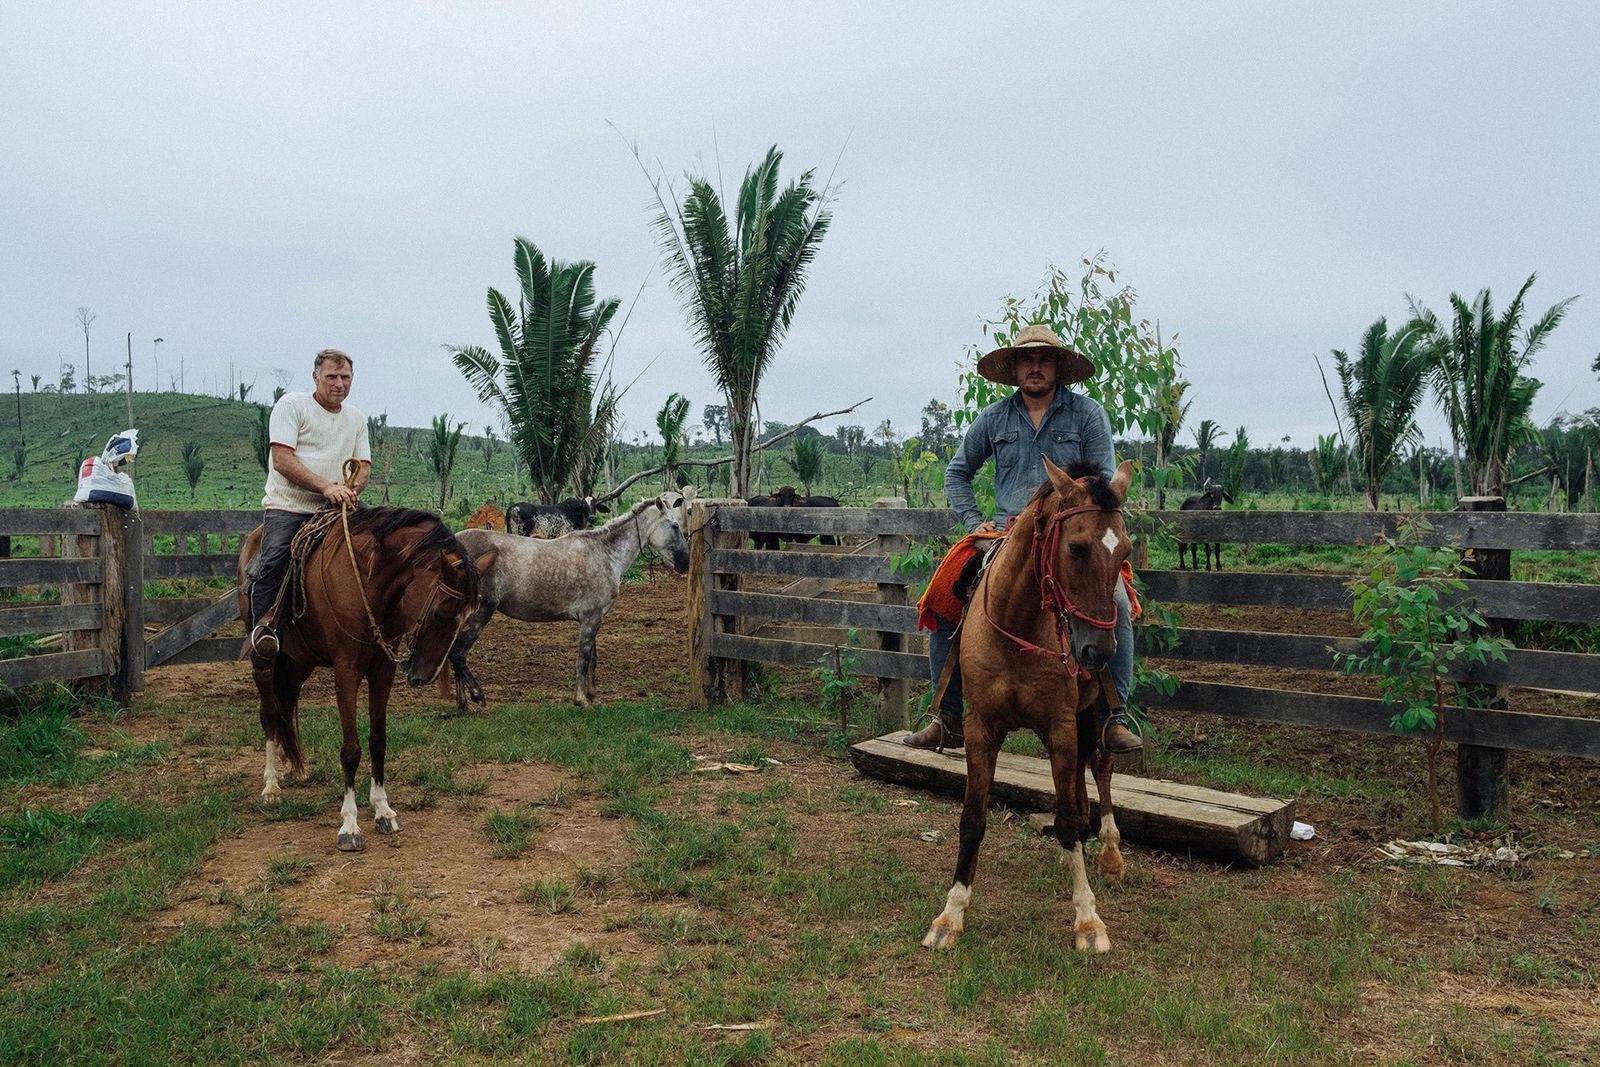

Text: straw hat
xmin=976 ymin=324 xmax=1094 ymax=386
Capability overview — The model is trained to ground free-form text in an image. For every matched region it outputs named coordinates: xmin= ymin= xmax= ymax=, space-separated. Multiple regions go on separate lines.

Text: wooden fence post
xmin=687 ymin=500 xmax=747 ymax=707
xmin=59 ymin=506 xmax=104 ymax=695
xmin=120 ymin=509 xmax=144 ymax=698
xmin=874 ymin=497 xmax=911 ymax=733
xmin=1456 ymin=495 xmax=1510 ymax=820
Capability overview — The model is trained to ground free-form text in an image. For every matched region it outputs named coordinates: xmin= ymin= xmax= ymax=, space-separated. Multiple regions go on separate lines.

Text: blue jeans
xmin=928 ymin=580 xmax=1133 ymax=716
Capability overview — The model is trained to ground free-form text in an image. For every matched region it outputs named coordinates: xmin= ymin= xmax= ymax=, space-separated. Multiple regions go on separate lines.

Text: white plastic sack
xmin=73 ymin=429 xmax=139 ymax=508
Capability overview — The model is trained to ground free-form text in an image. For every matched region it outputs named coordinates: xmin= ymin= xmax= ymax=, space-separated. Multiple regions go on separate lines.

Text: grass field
xmin=1 ymin=679 xmax=1595 ymax=1065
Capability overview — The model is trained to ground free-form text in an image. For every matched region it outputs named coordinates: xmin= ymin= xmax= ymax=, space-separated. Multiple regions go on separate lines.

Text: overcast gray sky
xmin=3 ymin=3 xmax=1596 ymax=455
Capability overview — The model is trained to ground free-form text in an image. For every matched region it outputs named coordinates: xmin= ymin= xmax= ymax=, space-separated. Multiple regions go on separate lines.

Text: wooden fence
xmin=687 ymin=497 xmax=1600 ymax=818
xmin=2 ymin=506 xmax=256 ymax=697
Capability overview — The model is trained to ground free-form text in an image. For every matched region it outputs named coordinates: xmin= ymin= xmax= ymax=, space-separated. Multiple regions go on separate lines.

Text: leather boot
xmin=1102 ymin=712 xmax=1144 ymax=753
xmin=903 ymin=711 xmax=963 ymax=752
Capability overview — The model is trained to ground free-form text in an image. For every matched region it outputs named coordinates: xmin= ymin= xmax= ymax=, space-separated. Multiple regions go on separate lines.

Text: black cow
xmin=505 ymin=496 xmax=609 ymax=538
xmin=746 ymin=486 xmax=841 ymax=550
xmin=1178 ymin=483 xmax=1233 ymax=571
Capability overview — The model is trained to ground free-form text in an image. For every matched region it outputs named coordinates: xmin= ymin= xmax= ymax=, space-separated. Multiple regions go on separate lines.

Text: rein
xmin=979 ymin=495 xmax=1120 ymax=683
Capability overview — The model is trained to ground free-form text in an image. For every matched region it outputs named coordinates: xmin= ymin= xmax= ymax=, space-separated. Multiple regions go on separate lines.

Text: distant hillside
xmin=0 ymin=390 xmax=523 ymax=513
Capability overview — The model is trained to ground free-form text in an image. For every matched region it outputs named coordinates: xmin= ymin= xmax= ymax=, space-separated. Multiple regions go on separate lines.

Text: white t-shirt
xmin=262 ymin=392 xmax=372 ymax=513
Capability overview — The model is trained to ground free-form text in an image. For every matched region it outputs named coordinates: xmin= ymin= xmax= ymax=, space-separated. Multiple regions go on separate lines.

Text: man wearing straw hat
xmin=904 ymin=324 xmax=1141 ymax=753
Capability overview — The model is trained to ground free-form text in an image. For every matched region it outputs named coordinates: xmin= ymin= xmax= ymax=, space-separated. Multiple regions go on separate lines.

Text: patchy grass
xmin=483 ymin=805 xmax=541 ymax=859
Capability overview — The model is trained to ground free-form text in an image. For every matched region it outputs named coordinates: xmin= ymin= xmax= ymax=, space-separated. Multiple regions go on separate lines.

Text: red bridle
xmin=979 ymin=497 xmax=1122 ymax=682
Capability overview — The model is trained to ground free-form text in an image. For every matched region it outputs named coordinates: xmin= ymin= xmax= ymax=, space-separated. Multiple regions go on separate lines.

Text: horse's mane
xmin=1025 ymin=462 xmax=1122 ymax=515
xmin=343 ymin=507 xmax=480 ymax=599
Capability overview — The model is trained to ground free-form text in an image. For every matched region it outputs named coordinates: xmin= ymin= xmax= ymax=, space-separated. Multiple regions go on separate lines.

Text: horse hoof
xmin=375 ymin=815 xmax=400 ymax=835
xmin=1074 ymin=920 xmax=1112 ymax=954
xmin=1097 ymin=848 xmax=1125 ymax=881
xmin=261 ymin=785 xmax=280 ymax=802
xmin=337 ymin=832 xmax=366 ymax=853
xmin=921 ymin=919 xmax=961 ymax=951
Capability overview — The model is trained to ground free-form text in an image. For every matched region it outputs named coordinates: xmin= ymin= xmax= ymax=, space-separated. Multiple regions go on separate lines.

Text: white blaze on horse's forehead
xmin=1100 ymin=528 xmax=1122 ymax=556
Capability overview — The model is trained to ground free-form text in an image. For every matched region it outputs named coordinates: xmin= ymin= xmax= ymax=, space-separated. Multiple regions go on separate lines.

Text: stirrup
xmin=904 ymin=714 xmax=963 ymax=753
xmin=250 ymin=623 xmax=280 ymax=658
xmin=1100 ymin=709 xmax=1144 ymax=753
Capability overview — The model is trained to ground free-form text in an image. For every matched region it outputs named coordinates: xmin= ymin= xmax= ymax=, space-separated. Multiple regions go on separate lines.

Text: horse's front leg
xmin=1047 ymin=721 xmax=1109 ymax=954
xmin=1177 ymin=541 xmax=1189 ymax=570
xmin=575 ymin=618 xmax=600 ymax=708
xmin=334 ymin=667 xmax=366 ymax=852
xmin=367 ymin=660 xmax=400 ymax=835
xmin=923 ymin=723 xmax=1000 ymax=950
xmin=1091 ymin=746 xmax=1124 ymax=880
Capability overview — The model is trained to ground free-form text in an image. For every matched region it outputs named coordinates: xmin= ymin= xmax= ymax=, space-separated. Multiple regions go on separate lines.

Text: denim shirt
xmin=944 ymin=387 xmax=1115 ymax=532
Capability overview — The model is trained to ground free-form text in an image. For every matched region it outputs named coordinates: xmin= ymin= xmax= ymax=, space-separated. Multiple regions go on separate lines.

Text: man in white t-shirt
xmin=247 ymin=349 xmax=372 ymax=657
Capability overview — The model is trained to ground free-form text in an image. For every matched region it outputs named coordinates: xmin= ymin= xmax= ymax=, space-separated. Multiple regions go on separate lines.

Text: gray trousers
xmin=928 ymin=580 xmax=1132 ymax=717
xmin=248 ymin=509 xmax=314 ymax=626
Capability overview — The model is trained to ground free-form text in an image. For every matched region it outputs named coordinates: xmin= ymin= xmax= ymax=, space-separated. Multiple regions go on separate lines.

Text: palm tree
xmin=1222 ymin=425 xmax=1250 ymax=503
xmin=1192 ymin=419 xmax=1226 ymax=484
xmin=427 ymin=414 xmax=465 ymax=510
xmin=1310 ymin=434 xmax=1345 ymax=496
xmin=180 ymin=441 xmax=204 ymax=500
xmin=450 ymin=237 xmax=621 ymax=504
xmin=782 ymin=435 xmax=825 ymax=495
xmin=1410 ymin=275 xmax=1575 ymax=499
xmin=1333 ymin=318 xmax=1429 ymax=510
xmin=652 ymin=145 xmax=833 ymax=497
xmin=1153 ymin=371 xmax=1191 ymax=508
xmin=655 ymin=392 xmax=691 ymax=489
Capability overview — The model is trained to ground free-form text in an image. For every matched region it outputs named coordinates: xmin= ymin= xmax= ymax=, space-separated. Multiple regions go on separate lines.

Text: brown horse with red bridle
xmin=923 ymin=457 xmax=1134 ymax=954
xmin=238 ymin=507 xmax=493 ymax=852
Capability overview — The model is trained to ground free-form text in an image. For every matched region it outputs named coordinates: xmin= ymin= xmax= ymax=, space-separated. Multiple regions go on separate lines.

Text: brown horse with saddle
xmin=921 ymin=456 xmax=1134 ymax=954
xmin=238 ymin=505 xmax=493 ymax=851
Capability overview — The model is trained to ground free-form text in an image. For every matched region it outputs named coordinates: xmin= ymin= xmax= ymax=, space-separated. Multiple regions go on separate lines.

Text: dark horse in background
xmin=923 ymin=457 xmax=1134 ymax=955
xmin=238 ymin=508 xmax=494 ymax=851
xmin=1178 ymin=481 xmax=1233 ymax=571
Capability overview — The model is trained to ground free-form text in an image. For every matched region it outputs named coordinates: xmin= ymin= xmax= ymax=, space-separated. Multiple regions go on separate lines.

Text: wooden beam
xmin=0 ymin=557 xmax=103 ymax=586
xmin=158 ymin=637 xmax=242 ymax=667
xmin=122 ymin=509 xmax=144 ymax=696
xmin=143 ymin=599 xmax=219 ymax=626
xmin=1140 ymin=626 xmax=1600 ymax=694
xmin=710 ymin=632 xmax=927 ymax=681
xmin=138 ymin=510 xmax=264 ymax=535
xmin=716 ymin=506 xmax=958 ymax=538
xmin=0 ymin=508 xmax=104 ymax=535
xmin=1137 ymin=508 xmax=1600 ymax=551
xmin=709 ymin=589 xmax=920 ymax=634
xmin=0 ymin=648 xmax=104 ymax=689
xmin=144 ymin=554 xmax=239 ymax=580
xmin=875 ymin=497 xmax=912 ymax=734
xmin=145 ymin=590 xmax=243 ymax=669
xmin=709 ymin=547 xmax=921 ymax=585
xmin=847 ymin=733 xmax=1294 ymax=866
xmin=1140 ymin=680 xmax=1600 ymax=759
xmin=0 ymin=603 xmax=101 ymax=638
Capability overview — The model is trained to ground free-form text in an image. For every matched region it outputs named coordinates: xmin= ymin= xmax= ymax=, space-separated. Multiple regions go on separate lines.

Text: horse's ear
xmin=473 ymin=549 xmax=497 ymax=574
xmin=1042 ymin=456 xmax=1083 ymax=501
xmin=1109 ymin=459 xmax=1134 ymax=501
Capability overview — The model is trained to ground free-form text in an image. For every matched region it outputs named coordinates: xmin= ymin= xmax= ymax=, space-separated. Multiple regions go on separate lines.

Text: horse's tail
xmin=270 ymin=655 xmax=305 ymax=773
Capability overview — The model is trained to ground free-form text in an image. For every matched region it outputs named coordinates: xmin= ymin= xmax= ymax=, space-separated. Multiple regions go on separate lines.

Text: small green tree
xmin=180 ymin=440 xmax=204 ymax=499
xmin=1192 ymin=419 xmax=1226 ymax=484
xmin=428 ymin=414 xmax=466 ymax=510
xmin=782 ymin=435 xmax=825 ymax=495
xmin=892 ymin=436 xmax=939 ymax=505
xmin=1334 ymin=319 xmax=1429 ymax=510
xmin=1222 ymin=425 xmax=1250 ymax=503
xmin=1310 ymin=433 xmax=1345 ymax=497
xmin=11 ymin=444 xmax=25 ymax=484
xmin=1335 ymin=517 xmax=1511 ymax=832
xmin=252 ymin=406 xmax=271 ymax=472
xmin=480 ymin=425 xmax=501 ymax=469
xmin=655 ymin=392 xmax=691 ymax=489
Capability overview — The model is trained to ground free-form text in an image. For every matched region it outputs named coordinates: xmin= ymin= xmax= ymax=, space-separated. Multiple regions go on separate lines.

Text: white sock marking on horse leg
xmin=261 ymin=742 xmax=281 ymax=800
xmin=1070 ymin=843 xmax=1111 ymax=953
xmin=1101 ymin=527 xmax=1122 ymax=556
xmin=921 ymin=882 xmax=971 ymax=948
xmin=371 ymin=778 xmax=400 ymax=832
xmin=339 ymin=787 xmax=360 ymax=837
xmin=1097 ymin=811 xmax=1125 ymax=878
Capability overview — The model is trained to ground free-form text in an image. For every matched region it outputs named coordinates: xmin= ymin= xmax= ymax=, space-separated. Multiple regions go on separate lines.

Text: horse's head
xmin=1041 ymin=457 xmax=1134 ymax=674
xmin=400 ymin=536 xmax=496 ymax=687
xmin=642 ymin=495 xmax=691 ymax=573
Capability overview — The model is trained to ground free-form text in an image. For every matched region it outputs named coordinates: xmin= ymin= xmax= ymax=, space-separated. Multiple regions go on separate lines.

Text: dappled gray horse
xmin=442 ymin=495 xmax=691 ymax=709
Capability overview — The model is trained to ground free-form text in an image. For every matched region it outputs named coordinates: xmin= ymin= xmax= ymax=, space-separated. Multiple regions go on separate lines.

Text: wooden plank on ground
xmin=0 ymin=648 xmax=105 ymax=688
xmin=0 ymin=557 xmax=103 ymax=586
xmin=716 ymin=506 xmax=958 ymax=538
xmin=847 ymin=732 xmax=1294 ymax=866
xmin=0 ymin=509 xmax=104 ymax=536
xmin=1140 ymin=680 xmax=1600 ymax=759
xmin=710 ymin=632 xmax=926 ymax=681
xmin=1137 ymin=509 xmax=1600 ymax=551
xmin=1139 ymin=626 xmax=1600 ymax=694
xmin=710 ymin=589 xmax=919 ymax=634
xmin=145 ymin=590 xmax=242 ymax=669
xmin=0 ymin=603 xmax=102 ymax=638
